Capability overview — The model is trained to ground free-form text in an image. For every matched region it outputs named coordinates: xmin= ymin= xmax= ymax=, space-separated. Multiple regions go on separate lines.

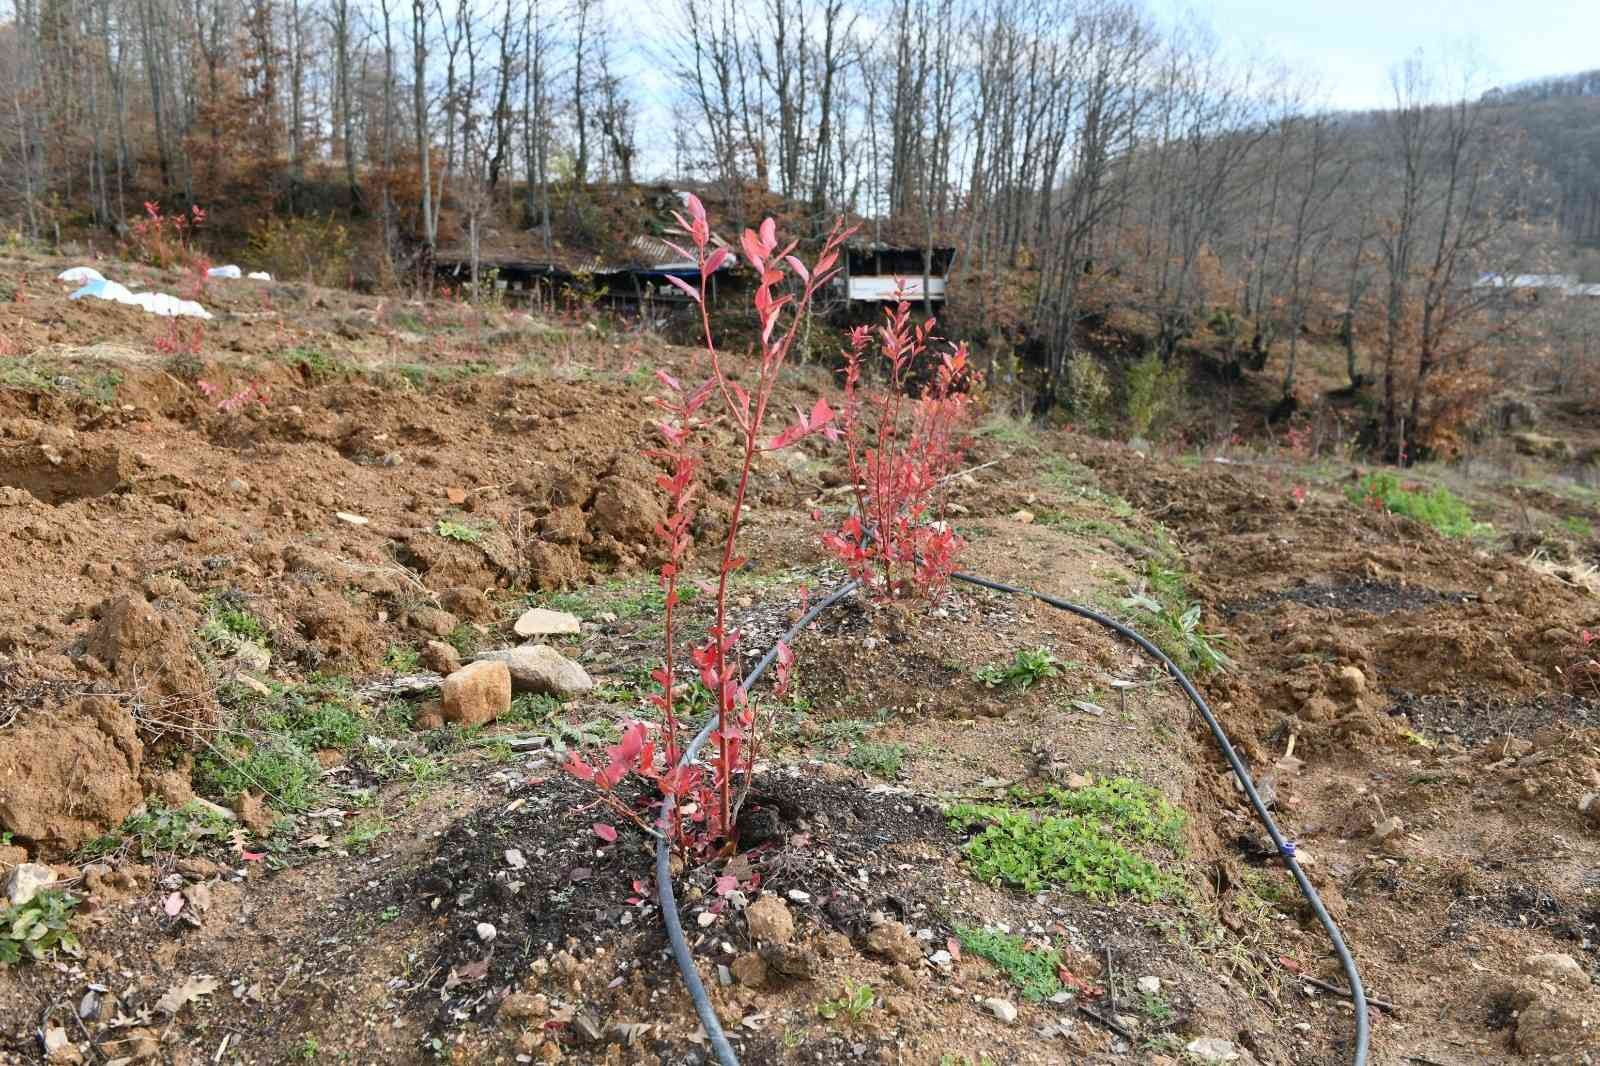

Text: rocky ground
xmin=1 ymin=248 xmax=1599 ymax=1065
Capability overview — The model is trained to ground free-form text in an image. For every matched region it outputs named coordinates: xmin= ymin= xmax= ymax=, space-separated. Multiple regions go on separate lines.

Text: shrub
xmin=127 ymin=201 xmax=207 ymax=269
xmin=1066 ymin=351 xmax=1111 ymax=430
xmin=565 ymin=198 xmax=852 ymax=855
xmin=824 ymin=302 xmax=972 ymax=598
xmin=246 ymin=213 xmax=354 ymax=288
xmin=1123 ymin=350 xmax=1186 ymax=440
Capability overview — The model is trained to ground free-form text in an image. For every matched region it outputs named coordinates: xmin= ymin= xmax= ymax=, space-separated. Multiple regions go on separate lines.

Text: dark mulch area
xmin=1386 ymin=691 xmax=1600 ymax=745
xmin=1220 ymin=578 xmax=1473 ymax=619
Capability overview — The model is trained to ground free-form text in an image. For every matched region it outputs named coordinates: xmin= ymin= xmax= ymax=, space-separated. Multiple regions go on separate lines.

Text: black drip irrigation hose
xmin=653 ymin=573 xmax=1370 ymax=1066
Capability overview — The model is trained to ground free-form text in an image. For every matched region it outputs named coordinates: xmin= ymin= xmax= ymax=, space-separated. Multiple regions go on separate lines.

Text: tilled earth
xmin=1 ymin=250 xmax=1599 ymax=1066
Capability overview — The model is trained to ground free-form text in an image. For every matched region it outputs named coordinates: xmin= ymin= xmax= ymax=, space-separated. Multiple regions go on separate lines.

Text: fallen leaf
xmin=457 ymin=957 xmax=491 ymax=982
xmin=299 ymin=833 xmax=332 ymax=849
xmin=713 ymin=874 xmax=739 ymax=897
xmin=156 ymin=975 xmax=220 ymax=1015
xmin=163 ymin=892 xmax=185 ymax=917
xmin=592 ymin=822 xmax=618 ymax=844
xmin=946 ymin=936 xmax=962 ymax=962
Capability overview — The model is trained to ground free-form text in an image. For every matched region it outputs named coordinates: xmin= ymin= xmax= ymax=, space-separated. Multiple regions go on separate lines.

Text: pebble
xmin=1137 ymin=975 xmax=1162 ymax=995
xmin=928 ymin=949 xmax=953 ymax=969
xmin=476 ymin=922 xmax=498 ymax=942
xmin=787 ymin=889 xmax=811 ymax=903
xmin=1185 ymin=1037 xmax=1241 ymax=1063
xmin=1579 ymin=793 xmax=1600 ymax=829
xmin=983 ymin=997 xmax=1018 ymax=1023
xmin=505 ymin=849 xmax=527 ymax=870
xmin=513 ymin=608 xmax=582 ymax=638
xmin=334 ymin=511 xmax=370 ymax=525
xmin=1520 ymin=952 xmax=1590 ymax=989
xmin=1371 ymin=815 xmax=1404 ymax=841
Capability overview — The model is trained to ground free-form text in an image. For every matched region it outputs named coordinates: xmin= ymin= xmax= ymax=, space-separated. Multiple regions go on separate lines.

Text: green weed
xmin=1560 ymin=515 xmax=1594 ymax=539
xmin=843 ymin=741 xmax=905 ymax=779
xmin=816 ymin=979 xmax=877 ymax=1022
xmin=435 ymin=518 xmax=485 ymax=544
xmin=81 ymin=801 xmax=233 ymax=860
xmin=384 ymin=644 xmax=421 ymax=672
xmin=1347 ymin=472 xmax=1487 ymax=538
xmin=975 ymin=647 xmax=1063 ymax=690
xmin=947 ymin=778 xmax=1183 ymax=901
xmin=0 ymin=890 xmax=81 ymax=965
xmin=955 ymin=926 xmax=1064 ymax=1002
xmin=1120 ymin=562 xmax=1233 ymax=675
xmin=196 ymin=736 xmax=322 ymax=814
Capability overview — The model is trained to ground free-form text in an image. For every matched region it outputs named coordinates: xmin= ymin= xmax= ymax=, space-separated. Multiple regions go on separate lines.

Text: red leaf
xmin=593 ymin=822 xmax=618 ymax=843
xmin=785 ymin=255 xmax=810 ymax=283
xmin=946 ymin=936 xmax=962 ymax=961
xmin=714 ymin=874 xmax=739 ymax=896
xmin=759 ymin=218 xmax=776 ymax=246
xmin=703 ymin=248 xmax=730 ymax=275
xmin=664 ymin=275 xmax=702 ymax=303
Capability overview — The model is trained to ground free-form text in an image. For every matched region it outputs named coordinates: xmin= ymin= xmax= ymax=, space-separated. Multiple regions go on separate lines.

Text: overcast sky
xmin=1163 ymin=0 xmax=1600 ymax=110
xmin=610 ymin=0 xmax=1600 ymax=178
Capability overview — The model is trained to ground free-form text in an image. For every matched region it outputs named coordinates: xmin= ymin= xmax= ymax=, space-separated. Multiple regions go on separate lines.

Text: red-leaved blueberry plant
xmin=565 ymin=196 xmax=853 ymax=856
xmin=823 ymin=298 xmax=973 ymax=597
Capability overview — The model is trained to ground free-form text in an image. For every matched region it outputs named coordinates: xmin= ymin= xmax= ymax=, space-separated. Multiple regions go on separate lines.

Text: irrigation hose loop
xmin=652 ymin=572 xmax=1370 ymax=1066
xmin=948 ymin=571 xmax=1370 ymax=1066
xmin=655 ymin=578 xmax=862 ymax=1066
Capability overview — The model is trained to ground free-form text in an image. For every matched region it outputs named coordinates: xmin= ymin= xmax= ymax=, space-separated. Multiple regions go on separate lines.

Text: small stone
xmin=760 ymin=942 xmax=819 ymax=979
xmin=334 ymin=511 xmax=369 ymax=526
xmin=474 ymin=645 xmax=593 ymax=698
xmin=477 ymin=922 xmax=498 ymax=942
xmin=787 ymin=889 xmax=811 ymax=903
xmin=1578 ymin=793 xmax=1600 ymax=829
xmin=501 ymin=992 xmax=548 ymax=1023
xmin=1371 ymin=815 xmax=1404 ymax=842
xmin=5 ymin=863 xmax=57 ymax=906
xmin=730 ymin=951 xmax=768 ymax=988
xmin=1010 ymin=510 xmax=1035 ymax=525
xmin=746 ymin=893 xmax=795 ymax=945
xmin=1520 ymin=953 xmax=1590 ymax=989
xmin=420 ymin=640 xmax=462 ymax=675
xmin=226 ymin=477 xmax=249 ymax=494
xmin=928 ymin=949 xmax=953 ymax=969
xmin=441 ymin=660 xmax=513 ymax=726
xmin=42 ymin=1026 xmax=81 ymax=1064
xmin=1333 ymin=665 xmax=1366 ymax=699
xmin=1137 ymin=975 xmax=1162 ymax=996
xmin=1063 ymin=772 xmax=1092 ymax=789
xmin=983 ymin=997 xmax=1018 ymax=1023
xmin=232 ymin=791 xmax=274 ymax=836
xmin=1185 ymin=1037 xmax=1241 ymax=1063
xmin=233 ymin=674 xmax=271 ymax=697
xmin=513 ymin=608 xmax=582 ymax=638
xmin=864 ymin=919 xmax=921 ymax=965
xmin=697 ymin=911 xmax=717 ymax=928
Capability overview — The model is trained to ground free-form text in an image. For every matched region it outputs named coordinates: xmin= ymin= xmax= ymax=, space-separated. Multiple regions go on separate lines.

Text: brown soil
xmin=2 ymin=247 xmax=1599 ymax=1066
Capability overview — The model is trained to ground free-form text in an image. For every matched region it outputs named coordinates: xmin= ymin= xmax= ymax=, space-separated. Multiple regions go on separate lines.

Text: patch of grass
xmin=976 ymin=412 xmax=1040 ymax=445
xmin=947 ymin=779 xmax=1184 ymax=901
xmin=196 ymin=736 xmax=323 ymax=813
xmin=0 ymin=358 xmax=57 ymax=393
xmin=0 ymin=889 xmax=82 ymax=965
xmin=81 ymin=801 xmax=233 ymax=860
xmin=200 ymin=595 xmax=270 ymax=648
xmin=955 ymin=926 xmax=1064 ymax=1002
xmin=843 ymin=741 xmax=905 ymax=779
xmin=435 ymin=518 xmax=485 ymax=544
xmin=1347 ymin=472 xmax=1487 ymax=538
xmin=445 ymin=622 xmax=484 ymax=657
xmin=952 ymin=808 xmax=1176 ymax=899
xmin=281 ymin=346 xmax=341 ymax=381
xmin=1561 ymin=514 xmax=1594 ymax=539
xmin=259 ymin=687 xmax=367 ymax=751
xmin=1041 ymin=514 xmax=1176 ymax=563
xmin=342 ymin=816 xmax=389 ymax=852
xmin=1030 ymin=777 xmax=1186 ymax=850
xmin=975 ymin=647 xmax=1063 ymax=690
xmin=503 ymin=692 xmax=564 ymax=725
xmin=384 ymin=644 xmax=421 ymax=672
xmin=815 ymin=979 xmax=877 ymax=1022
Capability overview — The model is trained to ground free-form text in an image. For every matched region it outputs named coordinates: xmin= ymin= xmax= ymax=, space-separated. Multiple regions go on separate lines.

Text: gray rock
xmin=4 ymin=863 xmax=56 ymax=906
xmin=476 ymin=922 xmax=498 ymax=942
xmin=512 ymin=608 xmax=581 ymax=638
xmin=1136 ymin=975 xmax=1162 ymax=995
xmin=474 ymin=644 xmax=593 ymax=697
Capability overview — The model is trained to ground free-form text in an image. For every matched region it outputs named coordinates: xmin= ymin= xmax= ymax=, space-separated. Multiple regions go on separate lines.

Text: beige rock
xmin=864 ymin=919 xmax=921 ymax=965
xmin=474 ymin=645 xmax=592 ymax=697
xmin=514 ymin=608 xmax=582 ymax=638
xmin=745 ymin=893 xmax=795 ymax=945
xmin=441 ymin=660 xmax=513 ymax=726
